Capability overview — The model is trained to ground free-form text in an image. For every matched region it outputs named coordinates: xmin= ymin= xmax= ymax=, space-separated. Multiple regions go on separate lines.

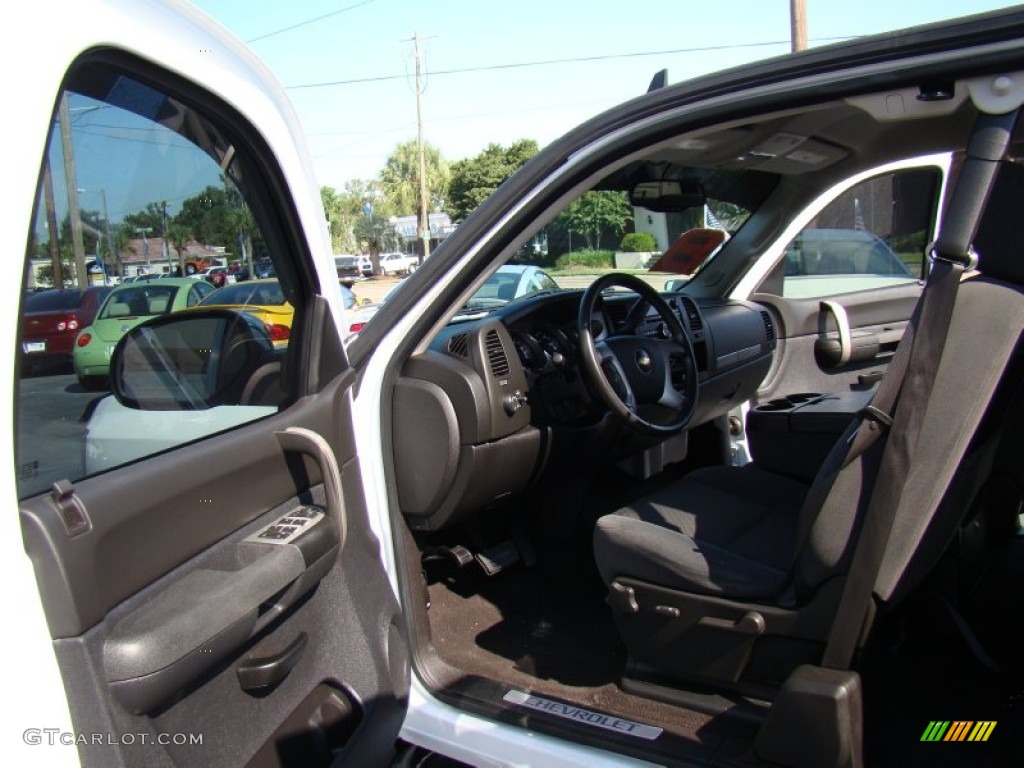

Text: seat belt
xmin=820 ymin=108 xmax=1019 ymax=670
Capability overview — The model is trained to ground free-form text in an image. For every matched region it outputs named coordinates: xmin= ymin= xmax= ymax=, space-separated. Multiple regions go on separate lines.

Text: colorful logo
xmin=920 ymin=721 xmax=996 ymax=742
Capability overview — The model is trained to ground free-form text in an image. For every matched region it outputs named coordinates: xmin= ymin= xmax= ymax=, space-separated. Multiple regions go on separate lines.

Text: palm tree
xmin=166 ymin=223 xmax=191 ymax=275
xmin=380 ymin=140 xmax=449 ymax=261
xmin=225 ymin=204 xmax=257 ymax=277
xmin=353 ymin=214 xmax=401 ymax=275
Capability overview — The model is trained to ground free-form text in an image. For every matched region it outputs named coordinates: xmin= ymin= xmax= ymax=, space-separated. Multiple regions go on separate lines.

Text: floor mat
xmin=424 ymin=537 xmax=758 ymax=753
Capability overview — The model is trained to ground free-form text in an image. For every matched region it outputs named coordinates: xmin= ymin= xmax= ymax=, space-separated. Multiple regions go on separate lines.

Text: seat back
xmin=794 ymin=162 xmax=1024 ymax=605
xmin=147 ymin=296 xmax=169 ymax=314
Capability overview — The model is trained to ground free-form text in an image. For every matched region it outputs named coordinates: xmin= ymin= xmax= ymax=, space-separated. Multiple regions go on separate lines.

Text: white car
xmin=346 ymin=265 xmax=558 ymax=340
xmin=377 ymin=251 xmax=419 ymax=276
xmin=5 ymin=3 xmax=1024 ymax=768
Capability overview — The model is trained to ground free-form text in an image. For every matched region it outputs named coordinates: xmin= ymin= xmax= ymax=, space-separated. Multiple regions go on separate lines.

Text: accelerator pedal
xmin=475 ymin=539 xmax=521 ymax=576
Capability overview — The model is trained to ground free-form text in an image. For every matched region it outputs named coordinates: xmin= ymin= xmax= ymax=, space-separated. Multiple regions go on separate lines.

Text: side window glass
xmin=534 ymin=273 xmax=558 ymax=292
xmin=781 ymin=168 xmax=939 ymax=299
xmin=16 ymin=65 xmax=296 ymax=498
xmin=188 ymin=283 xmax=212 ymax=306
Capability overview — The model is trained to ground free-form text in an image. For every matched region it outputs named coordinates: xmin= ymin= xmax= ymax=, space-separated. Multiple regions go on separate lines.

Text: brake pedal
xmin=422 ymin=544 xmax=474 ymax=568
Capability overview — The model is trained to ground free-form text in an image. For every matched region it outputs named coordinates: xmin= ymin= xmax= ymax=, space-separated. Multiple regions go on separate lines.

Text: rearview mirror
xmin=110 ymin=309 xmax=275 ymax=410
xmin=630 ymin=180 xmax=706 ymax=212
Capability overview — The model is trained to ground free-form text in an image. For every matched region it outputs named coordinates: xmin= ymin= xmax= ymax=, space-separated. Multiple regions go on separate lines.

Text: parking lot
xmin=16 ymin=371 xmax=101 ymax=497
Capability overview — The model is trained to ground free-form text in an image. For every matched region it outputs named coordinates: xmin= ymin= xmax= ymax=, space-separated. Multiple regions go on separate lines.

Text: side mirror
xmin=664 ymin=278 xmax=687 ymax=292
xmin=110 ymin=309 xmax=275 ymax=410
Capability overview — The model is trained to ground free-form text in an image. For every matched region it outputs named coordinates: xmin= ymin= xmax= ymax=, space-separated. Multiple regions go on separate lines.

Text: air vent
xmin=679 ymin=296 xmax=703 ymax=332
xmin=605 ymin=300 xmax=628 ymax=328
xmin=447 ymin=333 xmax=469 ymax=357
xmin=761 ymin=310 xmax=775 ymax=342
xmin=485 ymin=330 xmax=510 ymax=378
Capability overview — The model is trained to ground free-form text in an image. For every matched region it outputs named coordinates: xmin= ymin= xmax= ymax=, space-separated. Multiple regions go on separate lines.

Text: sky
xmin=188 ymin=0 xmax=1022 ymax=193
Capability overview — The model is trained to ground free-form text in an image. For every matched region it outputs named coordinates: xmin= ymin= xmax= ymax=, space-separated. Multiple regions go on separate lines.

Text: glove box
xmin=746 ymin=390 xmax=874 ymax=482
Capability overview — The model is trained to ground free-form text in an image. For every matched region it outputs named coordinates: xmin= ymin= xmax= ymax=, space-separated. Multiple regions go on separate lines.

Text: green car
xmin=72 ymin=278 xmax=214 ymax=389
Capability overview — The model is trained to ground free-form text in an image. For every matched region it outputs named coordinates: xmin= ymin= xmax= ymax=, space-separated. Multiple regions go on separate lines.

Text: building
xmin=389 ymin=212 xmax=455 ymax=253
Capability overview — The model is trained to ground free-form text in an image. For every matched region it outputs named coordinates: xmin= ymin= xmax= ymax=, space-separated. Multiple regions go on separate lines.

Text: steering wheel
xmin=578 ymin=273 xmax=698 ymax=436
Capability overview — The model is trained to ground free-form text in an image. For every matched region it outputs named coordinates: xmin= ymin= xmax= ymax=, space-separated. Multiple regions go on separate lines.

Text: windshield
xmin=356 ymin=165 xmax=774 ymax=333
xmin=480 ymin=166 xmax=771 ymax=299
xmin=98 ymin=285 xmax=179 ymax=319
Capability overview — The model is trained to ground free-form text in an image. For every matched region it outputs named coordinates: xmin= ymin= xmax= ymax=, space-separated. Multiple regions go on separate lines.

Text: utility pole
xmin=96 ymin=189 xmax=118 ymax=280
xmin=58 ymin=93 xmax=88 ymax=288
xmin=411 ymin=31 xmax=431 ymax=264
xmin=135 ymin=227 xmax=153 ymax=272
xmin=41 ymin=161 xmax=63 ymax=288
xmin=790 ymin=0 xmax=807 ymax=52
xmin=161 ymin=200 xmax=174 ymax=273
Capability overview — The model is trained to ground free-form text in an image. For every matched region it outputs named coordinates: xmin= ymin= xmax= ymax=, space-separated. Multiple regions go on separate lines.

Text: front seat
xmin=496 ymin=281 xmax=517 ymax=301
xmin=593 ymin=161 xmax=1024 ymax=692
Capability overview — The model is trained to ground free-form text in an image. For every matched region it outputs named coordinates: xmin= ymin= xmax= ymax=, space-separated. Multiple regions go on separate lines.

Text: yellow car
xmin=195 ymin=278 xmax=293 ymax=346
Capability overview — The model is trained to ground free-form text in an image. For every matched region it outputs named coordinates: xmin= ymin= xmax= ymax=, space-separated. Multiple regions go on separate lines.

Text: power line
xmin=246 ymin=0 xmax=375 ymax=43
xmin=286 ymin=36 xmax=856 ymax=90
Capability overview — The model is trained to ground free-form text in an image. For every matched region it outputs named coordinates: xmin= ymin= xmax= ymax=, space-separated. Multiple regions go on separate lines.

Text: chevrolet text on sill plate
xmin=503 ymin=690 xmax=663 ymax=740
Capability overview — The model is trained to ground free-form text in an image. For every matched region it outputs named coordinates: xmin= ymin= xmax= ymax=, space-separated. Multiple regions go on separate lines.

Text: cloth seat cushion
xmin=594 ymin=464 xmax=809 ymax=600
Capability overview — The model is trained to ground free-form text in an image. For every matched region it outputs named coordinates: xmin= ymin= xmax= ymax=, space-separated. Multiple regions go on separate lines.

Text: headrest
xmin=974 ymin=161 xmax=1024 ymax=286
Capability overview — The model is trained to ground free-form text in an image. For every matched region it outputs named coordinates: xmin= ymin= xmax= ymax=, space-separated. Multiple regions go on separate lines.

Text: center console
xmin=746 ymin=390 xmax=874 ymax=482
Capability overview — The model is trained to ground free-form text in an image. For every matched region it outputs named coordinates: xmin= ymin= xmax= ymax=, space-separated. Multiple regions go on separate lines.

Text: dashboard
xmin=392 ymin=289 xmax=777 ymax=531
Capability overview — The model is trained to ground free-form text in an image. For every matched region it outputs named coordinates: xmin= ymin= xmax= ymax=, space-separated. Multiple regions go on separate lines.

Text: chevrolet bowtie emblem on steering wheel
xmin=636 ymin=349 xmax=653 ymax=373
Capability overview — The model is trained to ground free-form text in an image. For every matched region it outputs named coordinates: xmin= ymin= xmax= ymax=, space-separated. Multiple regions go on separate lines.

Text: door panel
xmin=748 ymin=163 xmax=941 ymax=403
xmin=753 ymin=283 xmax=921 ymax=400
xmin=21 ymin=368 xmax=407 ymax=767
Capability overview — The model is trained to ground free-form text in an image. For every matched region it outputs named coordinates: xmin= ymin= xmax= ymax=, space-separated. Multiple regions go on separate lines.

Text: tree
xmin=166 ymin=223 xmax=191 ymax=275
xmin=174 ymin=186 xmax=230 ymax=246
xmin=225 ymin=204 xmax=258 ymax=277
xmin=380 ymin=140 xmax=449 ymax=258
xmin=122 ymin=203 xmax=165 ymax=237
xmin=554 ymin=191 xmax=633 ymax=251
xmin=620 ymin=232 xmax=658 ymax=252
xmin=448 ymin=139 xmax=538 ymax=222
xmin=321 ymin=180 xmax=386 ymax=253
xmin=707 ymin=201 xmax=750 ymax=232
xmin=110 ymin=224 xmax=135 ymax=277
xmin=353 ymin=214 xmax=401 ymax=275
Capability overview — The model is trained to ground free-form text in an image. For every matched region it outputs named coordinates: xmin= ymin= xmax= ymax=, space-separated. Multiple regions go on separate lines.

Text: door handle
xmin=237 ymin=632 xmax=309 ymax=692
xmin=817 ymin=300 xmax=852 ymax=366
xmin=276 ymin=427 xmax=347 ymax=550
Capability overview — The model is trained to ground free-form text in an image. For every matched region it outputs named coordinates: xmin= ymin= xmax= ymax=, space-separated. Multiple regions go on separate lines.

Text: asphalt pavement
xmin=16 ymin=372 xmax=106 ymax=498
